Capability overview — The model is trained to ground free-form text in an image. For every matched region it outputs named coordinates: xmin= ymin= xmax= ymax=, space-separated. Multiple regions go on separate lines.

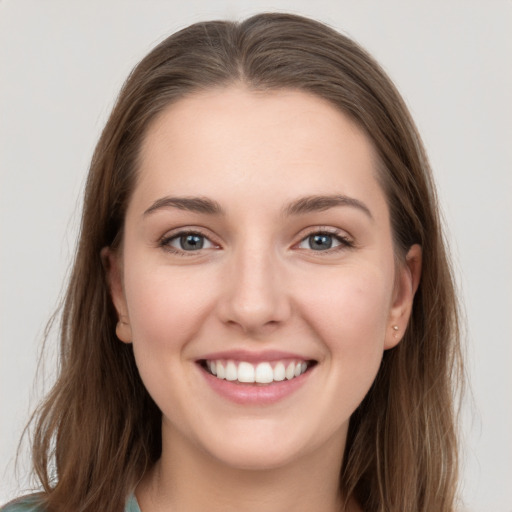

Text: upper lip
xmin=197 ymin=349 xmax=315 ymax=364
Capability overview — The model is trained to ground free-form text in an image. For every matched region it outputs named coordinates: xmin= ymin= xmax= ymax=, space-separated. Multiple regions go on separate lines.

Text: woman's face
xmin=107 ymin=87 xmax=419 ymax=470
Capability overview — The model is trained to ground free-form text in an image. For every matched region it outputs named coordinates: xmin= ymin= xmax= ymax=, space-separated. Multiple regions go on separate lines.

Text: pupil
xmin=181 ymin=234 xmax=203 ymax=250
xmin=310 ymin=234 xmax=332 ymax=250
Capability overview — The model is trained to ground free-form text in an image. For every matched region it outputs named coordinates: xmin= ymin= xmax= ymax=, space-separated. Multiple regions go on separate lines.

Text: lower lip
xmin=199 ymin=365 xmax=313 ymax=405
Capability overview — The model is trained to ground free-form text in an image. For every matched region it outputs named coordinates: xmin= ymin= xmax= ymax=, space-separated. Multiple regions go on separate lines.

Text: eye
xmin=298 ymin=232 xmax=352 ymax=251
xmin=162 ymin=232 xmax=215 ymax=252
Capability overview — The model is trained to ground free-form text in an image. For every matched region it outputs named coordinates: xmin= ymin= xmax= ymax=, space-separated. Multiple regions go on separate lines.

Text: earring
xmin=392 ymin=325 xmax=399 ymax=338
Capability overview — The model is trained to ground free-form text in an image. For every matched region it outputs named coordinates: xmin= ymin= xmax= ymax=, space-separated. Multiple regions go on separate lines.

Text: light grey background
xmin=1 ymin=1 xmax=511 ymax=510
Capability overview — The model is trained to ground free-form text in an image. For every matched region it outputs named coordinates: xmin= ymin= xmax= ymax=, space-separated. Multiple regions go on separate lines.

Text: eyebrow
xmin=144 ymin=196 xmax=225 ymax=216
xmin=283 ymin=194 xmax=373 ymax=219
xmin=143 ymin=194 xmax=372 ymax=219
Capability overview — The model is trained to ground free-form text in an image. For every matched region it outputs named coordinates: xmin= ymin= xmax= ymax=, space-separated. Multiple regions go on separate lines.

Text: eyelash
xmin=297 ymin=228 xmax=354 ymax=254
xmin=159 ymin=230 xmax=217 ymax=256
xmin=159 ymin=228 xmax=354 ymax=256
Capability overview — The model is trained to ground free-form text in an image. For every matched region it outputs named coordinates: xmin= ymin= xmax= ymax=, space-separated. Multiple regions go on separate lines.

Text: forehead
xmin=133 ymin=86 xmax=386 ymax=215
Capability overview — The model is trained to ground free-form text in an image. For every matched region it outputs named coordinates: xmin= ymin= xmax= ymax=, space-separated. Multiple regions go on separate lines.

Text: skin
xmin=105 ymin=86 xmax=421 ymax=512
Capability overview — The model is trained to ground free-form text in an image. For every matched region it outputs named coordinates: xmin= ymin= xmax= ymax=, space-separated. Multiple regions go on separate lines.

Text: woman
xmin=3 ymin=12 xmax=463 ymax=512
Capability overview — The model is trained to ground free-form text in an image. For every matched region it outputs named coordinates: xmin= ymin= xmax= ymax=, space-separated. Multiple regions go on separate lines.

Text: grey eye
xmin=298 ymin=233 xmax=343 ymax=251
xmin=169 ymin=233 xmax=214 ymax=251
xmin=310 ymin=234 xmax=333 ymax=250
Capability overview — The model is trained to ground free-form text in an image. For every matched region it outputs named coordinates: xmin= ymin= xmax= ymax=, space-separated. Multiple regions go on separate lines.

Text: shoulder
xmin=126 ymin=494 xmax=141 ymax=512
xmin=1 ymin=496 xmax=45 ymax=512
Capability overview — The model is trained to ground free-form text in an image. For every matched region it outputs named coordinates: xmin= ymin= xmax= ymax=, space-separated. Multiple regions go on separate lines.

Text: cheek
xmin=122 ymin=266 xmax=218 ymax=397
xmin=124 ymin=264 xmax=214 ymax=341
xmin=299 ymin=265 xmax=393 ymax=390
xmin=122 ymin=265 xmax=217 ymax=415
xmin=304 ymin=265 xmax=392 ymax=340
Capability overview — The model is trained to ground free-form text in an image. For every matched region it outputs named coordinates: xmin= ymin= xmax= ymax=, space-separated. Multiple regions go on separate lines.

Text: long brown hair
xmin=26 ymin=13 xmax=462 ymax=512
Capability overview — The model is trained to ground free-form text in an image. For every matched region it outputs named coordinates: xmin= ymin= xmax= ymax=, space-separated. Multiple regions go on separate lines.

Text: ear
xmin=385 ymin=244 xmax=422 ymax=349
xmin=101 ymin=247 xmax=132 ymax=343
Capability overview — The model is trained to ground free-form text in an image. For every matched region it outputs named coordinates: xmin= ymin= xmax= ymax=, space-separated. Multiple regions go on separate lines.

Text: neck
xmin=136 ymin=422 xmax=359 ymax=512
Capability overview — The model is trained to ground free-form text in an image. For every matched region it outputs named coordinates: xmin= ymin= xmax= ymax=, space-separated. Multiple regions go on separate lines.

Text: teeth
xmin=255 ymin=362 xmax=273 ymax=384
xmin=238 ymin=362 xmax=255 ymax=383
xmin=205 ymin=359 xmax=310 ymax=384
xmin=273 ymin=362 xmax=285 ymax=381
xmin=216 ymin=362 xmax=226 ymax=379
xmin=285 ymin=362 xmax=295 ymax=380
xmin=226 ymin=361 xmax=237 ymax=381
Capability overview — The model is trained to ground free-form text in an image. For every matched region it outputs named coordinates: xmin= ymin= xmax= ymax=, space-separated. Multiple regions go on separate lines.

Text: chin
xmin=210 ymin=441 xmax=304 ymax=472
xmin=196 ymin=419 xmax=332 ymax=472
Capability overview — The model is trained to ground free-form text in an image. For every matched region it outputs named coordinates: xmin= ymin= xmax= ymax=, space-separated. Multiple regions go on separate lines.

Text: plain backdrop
xmin=1 ymin=1 xmax=511 ymax=510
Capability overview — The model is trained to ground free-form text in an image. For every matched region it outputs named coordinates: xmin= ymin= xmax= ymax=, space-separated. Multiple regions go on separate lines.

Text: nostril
xmin=216 ymin=269 xmax=292 ymax=332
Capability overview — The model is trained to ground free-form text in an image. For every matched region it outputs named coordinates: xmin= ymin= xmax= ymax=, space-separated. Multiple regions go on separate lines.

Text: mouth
xmin=198 ymin=358 xmax=317 ymax=385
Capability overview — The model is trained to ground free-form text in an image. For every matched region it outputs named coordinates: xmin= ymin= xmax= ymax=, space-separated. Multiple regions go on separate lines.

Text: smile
xmin=203 ymin=359 xmax=311 ymax=384
xmin=197 ymin=351 xmax=317 ymax=404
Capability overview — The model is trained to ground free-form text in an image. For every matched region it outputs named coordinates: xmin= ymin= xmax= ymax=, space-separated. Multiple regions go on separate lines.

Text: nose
xmin=217 ymin=242 xmax=292 ymax=336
